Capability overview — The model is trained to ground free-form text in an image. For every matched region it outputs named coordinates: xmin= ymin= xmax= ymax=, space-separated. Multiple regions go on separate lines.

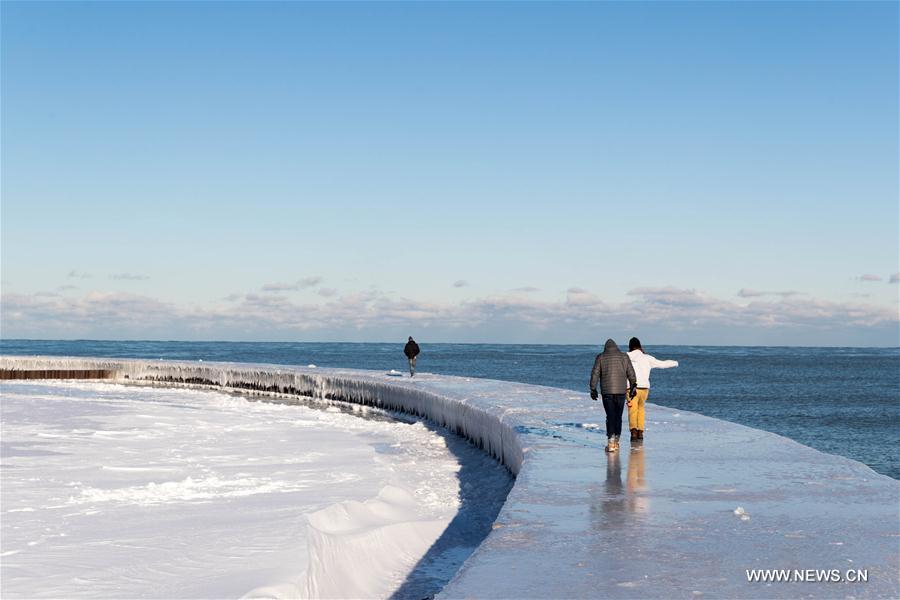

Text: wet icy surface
xmin=1 ymin=357 xmax=898 ymax=598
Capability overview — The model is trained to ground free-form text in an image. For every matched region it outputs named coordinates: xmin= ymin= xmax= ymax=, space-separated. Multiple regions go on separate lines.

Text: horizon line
xmin=1 ymin=338 xmax=898 ymax=350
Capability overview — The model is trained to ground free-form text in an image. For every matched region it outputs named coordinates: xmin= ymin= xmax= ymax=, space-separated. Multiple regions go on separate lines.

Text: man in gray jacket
xmin=590 ymin=339 xmax=637 ymax=452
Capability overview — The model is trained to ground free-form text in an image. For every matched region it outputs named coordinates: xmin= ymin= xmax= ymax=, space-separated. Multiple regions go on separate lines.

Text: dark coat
xmin=404 ymin=340 xmax=420 ymax=359
xmin=590 ymin=339 xmax=637 ymax=395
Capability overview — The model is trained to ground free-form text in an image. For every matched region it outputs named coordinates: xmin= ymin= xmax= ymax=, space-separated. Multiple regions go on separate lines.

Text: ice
xmin=0 ymin=377 xmax=510 ymax=599
xmin=299 ymin=486 xmax=448 ymax=599
xmin=1 ymin=356 xmax=898 ymax=599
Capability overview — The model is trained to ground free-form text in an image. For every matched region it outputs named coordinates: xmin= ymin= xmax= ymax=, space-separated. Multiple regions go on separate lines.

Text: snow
xmin=0 ymin=380 xmax=511 ymax=599
xmin=2 ymin=356 xmax=899 ymax=599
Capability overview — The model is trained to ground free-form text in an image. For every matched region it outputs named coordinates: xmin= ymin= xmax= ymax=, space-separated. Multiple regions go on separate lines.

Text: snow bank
xmin=0 ymin=357 xmax=526 ymax=474
xmin=2 ymin=356 xmax=898 ymax=599
xmin=2 ymin=377 xmax=509 ymax=600
xmin=301 ymin=486 xmax=447 ymax=598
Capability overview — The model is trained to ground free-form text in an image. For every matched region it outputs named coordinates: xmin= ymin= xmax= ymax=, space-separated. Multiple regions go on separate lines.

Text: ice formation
xmin=1 ymin=378 xmax=510 ymax=599
xmin=2 ymin=356 xmax=898 ymax=599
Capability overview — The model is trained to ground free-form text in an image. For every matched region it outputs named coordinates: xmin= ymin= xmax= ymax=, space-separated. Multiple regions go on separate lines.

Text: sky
xmin=1 ymin=2 xmax=898 ymax=346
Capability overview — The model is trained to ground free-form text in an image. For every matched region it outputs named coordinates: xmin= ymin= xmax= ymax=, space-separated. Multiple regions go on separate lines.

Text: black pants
xmin=602 ymin=393 xmax=627 ymax=438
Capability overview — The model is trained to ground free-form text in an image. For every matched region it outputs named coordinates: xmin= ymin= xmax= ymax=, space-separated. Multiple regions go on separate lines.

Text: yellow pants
xmin=628 ymin=388 xmax=649 ymax=431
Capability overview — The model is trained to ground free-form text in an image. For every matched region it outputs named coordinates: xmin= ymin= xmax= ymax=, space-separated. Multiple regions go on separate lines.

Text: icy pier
xmin=2 ymin=356 xmax=898 ymax=598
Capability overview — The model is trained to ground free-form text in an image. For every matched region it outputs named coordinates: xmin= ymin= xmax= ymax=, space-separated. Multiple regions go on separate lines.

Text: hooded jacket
xmin=404 ymin=339 xmax=420 ymax=359
xmin=590 ymin=339 xmax=637 ymax=395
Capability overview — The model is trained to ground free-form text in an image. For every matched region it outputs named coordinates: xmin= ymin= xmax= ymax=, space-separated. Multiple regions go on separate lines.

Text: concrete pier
xmin=1 ymin=356 xmax=897 ymax=598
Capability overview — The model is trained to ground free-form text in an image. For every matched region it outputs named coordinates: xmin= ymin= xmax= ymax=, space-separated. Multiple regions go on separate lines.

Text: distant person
xmin=590 ymin=339 xmax=637 ymax=453
xmin=403 ymin=336 xmax=420 ymax=377
xmin=626 ymin=337 xmax=678 ymax=441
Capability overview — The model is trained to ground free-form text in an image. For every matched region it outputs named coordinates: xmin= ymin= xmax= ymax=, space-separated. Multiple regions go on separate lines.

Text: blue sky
xmin=2 ymin=2 xmax=898 ymax=345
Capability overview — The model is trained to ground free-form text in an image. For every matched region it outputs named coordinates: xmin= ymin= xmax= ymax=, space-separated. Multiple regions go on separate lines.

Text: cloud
xmin=67 ymin=270 xmax=91 ymax=279
xmin=511 ymin=286 xmax=540 ymax=293
xmin=298 ymin=276 xmax=324 ymax=288
xmin=110 ymin=273 xmax=150 ymax=281
xmin=566 ymin=287 xmax=605 ymax=308
xmin=318 ymin=288 xmax=338 ymax=298
xmin=1 ymin=285 xmax=896 ymax=345
xmin=452 ymin=280 xmax=468 ymax=288
xmin=858 ymin=274 xmax=883 ymax=282
xmin=223 ymin=293 xmax=243 ymax=302
xmin=261 ymin=282 xmax=301 ymax=292
xmin=1 ymin=291 xmax=177 ymax=337
xmin=628 ymin=286 xmax=717 ymax=309
xmin=890 ymin=273 xmax=900 ymax=284
xmin=738 ymin=288 xmax=803 ymax=298
xmin=261 ymin=276 xmax=323 ymax=292
xmin=57 ymin=285 xmax=79 ymax=291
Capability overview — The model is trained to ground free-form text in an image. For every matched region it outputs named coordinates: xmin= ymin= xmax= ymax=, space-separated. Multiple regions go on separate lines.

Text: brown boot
xmin=630 ymin=428 xmax=639 ymax=441
xmin=637 ymin=430 xmax=644 ymax=440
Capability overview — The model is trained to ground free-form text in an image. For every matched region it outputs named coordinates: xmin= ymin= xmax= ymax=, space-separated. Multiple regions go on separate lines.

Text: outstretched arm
xmin=648 ymin=354 xmax=678 ymax=369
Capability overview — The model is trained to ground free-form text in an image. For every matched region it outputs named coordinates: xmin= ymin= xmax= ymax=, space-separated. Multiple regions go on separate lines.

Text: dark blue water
xmin=3 ymin=340 xmax=898 ymax=480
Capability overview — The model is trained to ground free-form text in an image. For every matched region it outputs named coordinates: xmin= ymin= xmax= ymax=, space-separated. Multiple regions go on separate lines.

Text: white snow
xmin=0 ymin=380 xmax=509 ymax=599
xmin=3 ymin=356 xmax=898 ymax=599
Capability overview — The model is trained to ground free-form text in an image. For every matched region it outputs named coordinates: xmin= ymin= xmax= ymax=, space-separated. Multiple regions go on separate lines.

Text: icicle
xmin=0 ymin=355 xmax=526 ymax=474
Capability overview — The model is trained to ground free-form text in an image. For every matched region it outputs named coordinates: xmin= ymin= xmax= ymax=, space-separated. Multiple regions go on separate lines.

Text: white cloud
xmin=261 ymin=282 xmax=299 ymax=292
xmin=511 ymin=286 xmax=540 ymax=293
xmin=452 ymin=280 xmax=468 ymax=288
xmin=261 ymin=276 xmax=323 ymax=292
xmin=67 ymin=270 xmax=91 ymax=279
xmin=1 ymin=285 xmax=896 ymax=345
xmin=627 ymin=286 xmax=717 ymax=308
xmin=110 ymin=273 xmax=150 ymax=281
xmin=299 ymin=276 xmax=323 ymax=287
xmin=858 ymin=274 xmax=883 ymax=282
xmin=738 ymin=288 xmax=803 ymax=298
xmin=889 ymin=273 xmax=900 ymax=284
xmin=566 ymin=287 xmax=605 ymax=308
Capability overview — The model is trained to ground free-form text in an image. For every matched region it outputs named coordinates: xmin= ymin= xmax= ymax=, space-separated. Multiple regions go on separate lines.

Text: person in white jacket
xmin=626 ymin=337 xmax=678 ymax=441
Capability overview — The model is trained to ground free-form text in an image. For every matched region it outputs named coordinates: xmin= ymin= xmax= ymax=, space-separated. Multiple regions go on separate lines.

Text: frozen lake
xmin=0 ymin=381 xmax=511 ymax=599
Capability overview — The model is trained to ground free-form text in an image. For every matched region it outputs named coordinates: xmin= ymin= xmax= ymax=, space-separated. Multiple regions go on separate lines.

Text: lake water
xmin=2 ymin=339 xmax=897 ymax=480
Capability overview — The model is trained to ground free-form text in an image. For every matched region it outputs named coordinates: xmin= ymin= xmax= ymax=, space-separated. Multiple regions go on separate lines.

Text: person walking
xmin=403 ymin=336 xmax=420 ymax=377
xmin=590 ymin=339 xmax=637 ymax=453
xmin=626 ymin=337 xmax=678 ymax=441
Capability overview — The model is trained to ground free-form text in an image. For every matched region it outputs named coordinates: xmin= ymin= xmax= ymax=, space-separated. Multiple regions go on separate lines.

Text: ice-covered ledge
xmin=2 ymin=356 xmax=898 ymax=598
